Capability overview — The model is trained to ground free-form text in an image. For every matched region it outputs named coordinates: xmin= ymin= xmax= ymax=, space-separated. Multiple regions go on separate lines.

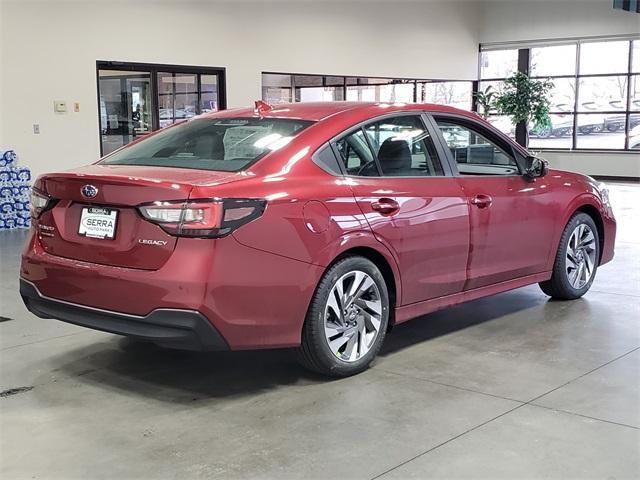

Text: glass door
xmin=98 ymin=70 xmax=152 ymax=155
xmin=97 ymin=62 xmax=226 ymax=155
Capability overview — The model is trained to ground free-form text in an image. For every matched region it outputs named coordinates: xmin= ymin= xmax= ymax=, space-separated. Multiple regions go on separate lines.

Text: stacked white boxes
xmin=0 ymin=151 xmax=32 ymax=229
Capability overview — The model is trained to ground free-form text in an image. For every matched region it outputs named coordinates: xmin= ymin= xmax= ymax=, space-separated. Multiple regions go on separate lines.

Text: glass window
xmin=579 ymin=41 xmax=630 ymax=75
xmin=577 ymin=76 xmax=628 ymax=112
xmin=545 ymin=78 xmax=576 ymax=112
xmin=158 ymin=73 xmax=199 ymax=128
xmin=419 ymin=81 xmax=472 ymax=110
xmin=334 ymin=129 xmax=377 ymax=176
xmin=262 ymin=73 xmax=293 ymax=104
xmin=530 ymin=44 xmax=577 ymax=77
xmin=629 ymin=114 xmax=640 ymax=149
xmin=528 ymin=114 xmax=574 ymax=150
xmin=97 ymin=63 xmax=225 ymax=155
xmin=486 ymin=115 xmax=515 ymax=139
xmin=98 ymin=70 xmax=152 ymax=155
xmin=479 ymin=49 xmax=518 ymax=79
xmin=435 ymin=120 xmax=518 ymax=176
xmin=200 ymin=75 xmax=219 ymax=114
xmin=346 ymin=79 xmax=414 ymax=103
xmin=363 ymin=116 xmax=444 ymax=177
xmin=101 ymin=118 xmax=312 ymax=172
xmin=575 ymin=114 xmax=624 ymax=149
xmin=631 ymin=75 xmax=640 ymax=111
xmin=479 ymin=38 xmax=637 ymax=151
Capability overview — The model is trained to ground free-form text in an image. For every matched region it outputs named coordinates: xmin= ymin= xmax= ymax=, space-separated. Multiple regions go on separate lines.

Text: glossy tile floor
xmin=1 ymin=182 xmax=639 ymax=479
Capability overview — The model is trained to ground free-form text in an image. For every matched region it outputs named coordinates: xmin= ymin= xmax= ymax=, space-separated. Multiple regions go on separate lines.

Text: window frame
xmin=326 ymin=112 xmax=455 ymax=179
xmin=262 ymin=71 xmax=474 ymax=109
xmin=478 ymin=36 xmax=640 ymax=152
xmin=96 ymin=60 xmax=227 ymax=156
xmin=428 ymin=113 xmax=526 ymax=177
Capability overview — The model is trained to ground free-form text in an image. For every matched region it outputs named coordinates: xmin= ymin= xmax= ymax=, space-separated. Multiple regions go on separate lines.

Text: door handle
xmin=371 ymin=198 xmax=400 ymax=215
xmin=470 ymin=194 xmax=493 ymax=209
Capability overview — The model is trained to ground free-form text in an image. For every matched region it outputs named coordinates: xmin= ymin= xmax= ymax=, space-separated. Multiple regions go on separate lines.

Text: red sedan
xmin=20 ymin=101 xmax=616 ymax=377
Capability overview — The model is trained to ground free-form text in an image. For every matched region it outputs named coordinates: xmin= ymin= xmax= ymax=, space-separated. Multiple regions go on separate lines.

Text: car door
xmin=430 ymin=114 xmax=558 ymax=291
xmin=331 ymin=113 xmax=470 ymax=306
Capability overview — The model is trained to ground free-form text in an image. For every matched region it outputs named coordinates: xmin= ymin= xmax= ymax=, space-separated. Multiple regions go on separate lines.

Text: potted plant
xmin=473 ymin=85 xmax=498 ymax=119
xmin=494 ymin=72 xmax=554 ymax=147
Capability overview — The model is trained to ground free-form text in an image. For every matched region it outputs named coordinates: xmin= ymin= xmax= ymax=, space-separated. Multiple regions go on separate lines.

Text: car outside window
xmin=101 ymin=117 xmax=313 ymax=172
xmin=334 ymin=115 xmax=445 ymax=177
xmin=435 ymin=120 xmax=519 ymax=176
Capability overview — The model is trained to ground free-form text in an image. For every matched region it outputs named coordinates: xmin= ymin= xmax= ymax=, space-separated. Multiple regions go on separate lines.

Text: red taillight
xmin=138 ymin=199 xmax=266 ymax=238
xmin=29 ymin=188 xmax=56 ymax=219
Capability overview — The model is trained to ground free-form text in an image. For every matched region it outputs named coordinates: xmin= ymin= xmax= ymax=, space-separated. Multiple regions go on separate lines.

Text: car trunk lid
xmin=35 ymin=164 xmax=241 ymax=270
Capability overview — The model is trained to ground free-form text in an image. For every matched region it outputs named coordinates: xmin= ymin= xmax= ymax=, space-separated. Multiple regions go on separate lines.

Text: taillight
xmin=29 ymin=189 xmax=56 ymax=218
xmin=138 ymin=198 xmax=266 ymax=238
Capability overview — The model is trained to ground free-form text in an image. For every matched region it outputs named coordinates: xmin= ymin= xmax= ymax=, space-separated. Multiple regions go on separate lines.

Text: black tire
xmin=297 ymin=256 xmax=389 ymax=377
xmin=539 ymin=212 xmax=600 ymax=300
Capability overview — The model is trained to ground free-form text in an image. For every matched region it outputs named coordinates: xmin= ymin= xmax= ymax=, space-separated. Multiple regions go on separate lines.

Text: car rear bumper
xmin=20 ymin=278 xmax=229 ymax=351
xmin=20 ymin=229 xmax=323 ymax=350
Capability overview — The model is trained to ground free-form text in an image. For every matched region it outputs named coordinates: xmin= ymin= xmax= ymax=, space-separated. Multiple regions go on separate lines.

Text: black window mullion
xmin=196 ymin=74 xmax=202 ymax=115
xmin=572 ymin=43 xmax=581 ymax=150
xmin=360 ymin=126 xmax=383 ymax=176
xmin=514 ymin=48 xmax=530 ymax=147
xmin=150 ymin=71 xmax=159 ymax=131
xmin=471 ymin=80 xmax=479 ymax=113
xmin=625 ymin=40 xmax=633 ymax=150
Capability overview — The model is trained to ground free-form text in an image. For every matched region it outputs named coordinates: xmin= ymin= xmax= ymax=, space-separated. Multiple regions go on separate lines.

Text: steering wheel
xmin=357 ymin=160 xmax=378 ymax=176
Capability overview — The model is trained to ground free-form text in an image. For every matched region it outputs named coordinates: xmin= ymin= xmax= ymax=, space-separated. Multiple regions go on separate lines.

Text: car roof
xmin=203 ymin=101 xmax=479 ymax=122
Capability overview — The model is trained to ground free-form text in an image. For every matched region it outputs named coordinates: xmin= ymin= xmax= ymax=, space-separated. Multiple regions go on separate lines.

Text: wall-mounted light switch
xmin=53 ymin=101 xmax=67 ymax=113
xmin=33 ymin=124 xmax=40 ymax=134
xmin=74 ymin=102 xmax=80 ymax=112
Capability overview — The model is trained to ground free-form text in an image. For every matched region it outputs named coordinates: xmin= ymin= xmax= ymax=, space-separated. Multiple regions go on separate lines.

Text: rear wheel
xmin=297 ymin=256 xmax=389 ymax=377
xmin=539 ymin=213 xmax=600 ymax=300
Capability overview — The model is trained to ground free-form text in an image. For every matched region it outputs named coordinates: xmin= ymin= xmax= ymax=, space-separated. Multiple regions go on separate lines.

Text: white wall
xmin=480 ymin=0 xmax=640 ymax=178
xmin=540 ymin=151 xmax=640 ymax=178
xmin=0 ymin=0 xmax=481 ymax=178
xmin=480 ymin=0 xmax=639 ymax=44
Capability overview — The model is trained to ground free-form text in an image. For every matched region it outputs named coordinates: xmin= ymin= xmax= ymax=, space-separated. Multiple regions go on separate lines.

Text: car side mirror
xmin=524 ymin=156 xmax=548 ymax=181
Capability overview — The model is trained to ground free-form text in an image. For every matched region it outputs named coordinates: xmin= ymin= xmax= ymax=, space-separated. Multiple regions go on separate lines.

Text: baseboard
xmin=592 ymin=175 xmax=640 ymax=183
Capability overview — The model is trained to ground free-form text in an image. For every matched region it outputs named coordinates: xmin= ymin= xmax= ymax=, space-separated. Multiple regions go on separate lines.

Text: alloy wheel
xmin=566 ymin=223 xmax=597 ymax=289
xmin=323 ymin=270 xmax=382 ymax=362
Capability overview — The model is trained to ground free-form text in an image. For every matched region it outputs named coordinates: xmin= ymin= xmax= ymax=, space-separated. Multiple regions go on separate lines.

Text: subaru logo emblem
xmin=81 ymin=185 xmax=98 ymax=198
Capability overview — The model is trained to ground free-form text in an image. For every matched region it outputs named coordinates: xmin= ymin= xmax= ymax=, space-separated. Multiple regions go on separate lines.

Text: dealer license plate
xmin=78 ymin=207 xmax=118 ymax=239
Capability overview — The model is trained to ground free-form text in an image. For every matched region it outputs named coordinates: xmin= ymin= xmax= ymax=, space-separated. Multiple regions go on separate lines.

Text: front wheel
xmin=539 ymin=213 xmax=600 ymax=300
xmin=297 ymin=256 xmax=389 ymax=377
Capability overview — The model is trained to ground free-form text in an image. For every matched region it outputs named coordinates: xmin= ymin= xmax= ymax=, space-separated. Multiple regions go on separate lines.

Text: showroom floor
xmin=1 ymin=182 xmax=639 ymax=479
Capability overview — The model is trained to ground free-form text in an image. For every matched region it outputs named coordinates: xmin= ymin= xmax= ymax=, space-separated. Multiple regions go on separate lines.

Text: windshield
xmin=100 ymin=117 xmax=314 ymax=171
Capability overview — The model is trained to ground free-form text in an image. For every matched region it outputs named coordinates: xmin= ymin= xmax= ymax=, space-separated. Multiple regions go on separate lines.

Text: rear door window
xmin=363 ymin=115 xmax=444 ymax=177
xmin=333 ymin=114 xmax=445 ymax=177
xmin=334 ymin=129 xmax=378 ymax=176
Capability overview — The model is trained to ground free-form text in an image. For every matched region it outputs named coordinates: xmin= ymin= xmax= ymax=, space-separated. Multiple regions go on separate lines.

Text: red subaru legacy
xmin=20 ymin=102 xmax=616 ymax=376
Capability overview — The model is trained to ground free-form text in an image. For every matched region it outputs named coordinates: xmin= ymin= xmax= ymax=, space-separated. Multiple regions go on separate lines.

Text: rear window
xmin=100 ymin=117 xmax=313 ymax=171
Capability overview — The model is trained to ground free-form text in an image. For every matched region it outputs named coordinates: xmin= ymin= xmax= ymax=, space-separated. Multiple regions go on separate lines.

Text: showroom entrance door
xmin=98 ymin=70 xmax=153 ymax=155
xmin=97 ymin=61 xmax=226 ymax=156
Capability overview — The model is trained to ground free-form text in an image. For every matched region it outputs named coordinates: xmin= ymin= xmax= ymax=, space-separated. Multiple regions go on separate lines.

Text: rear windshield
xmin=100 ymin=117 xmax=314 ymax=171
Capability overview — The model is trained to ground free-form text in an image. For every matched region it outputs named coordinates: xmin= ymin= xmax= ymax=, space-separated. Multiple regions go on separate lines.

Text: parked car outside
xmin=21 ymin=101 xmax=616 ymax=377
